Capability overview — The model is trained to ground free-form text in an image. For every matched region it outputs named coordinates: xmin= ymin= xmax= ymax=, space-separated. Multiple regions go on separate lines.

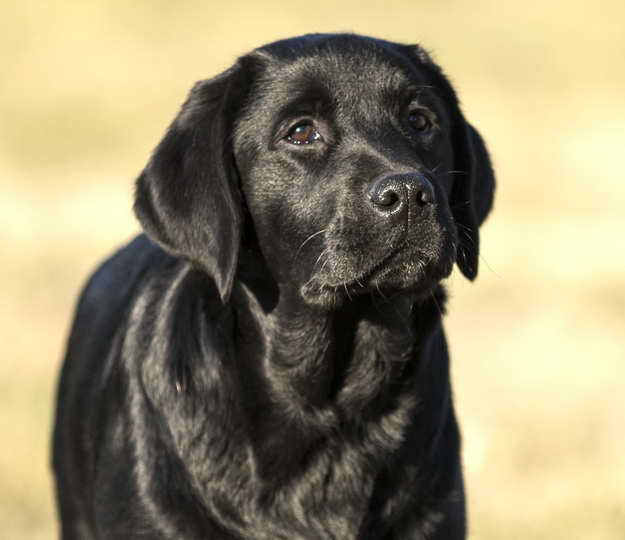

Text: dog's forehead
xmin=250 ymin=35 xmax=429 ymax=108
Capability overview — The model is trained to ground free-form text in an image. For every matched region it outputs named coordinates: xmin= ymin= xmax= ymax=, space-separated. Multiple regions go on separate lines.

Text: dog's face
xmin=135 ymin=34 xmax=495 ymax=308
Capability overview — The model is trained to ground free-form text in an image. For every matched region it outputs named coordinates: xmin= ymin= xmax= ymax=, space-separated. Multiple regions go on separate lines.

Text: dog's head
xmin=135 ymin=34 xmax=495 ymax=308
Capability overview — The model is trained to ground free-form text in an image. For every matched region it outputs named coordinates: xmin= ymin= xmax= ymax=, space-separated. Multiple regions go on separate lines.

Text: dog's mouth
xmin=300 ymin=237 xmax=455 ymax=307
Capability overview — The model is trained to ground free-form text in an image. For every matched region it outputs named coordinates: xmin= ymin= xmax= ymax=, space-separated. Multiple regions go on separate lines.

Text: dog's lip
xmin=307 ymin=235 xmax=456 ymax=297
xmin=308 ymin=240 xmax=411 ymax=292
xmin=350 ymin=241 xmax=409 ymax=285
xmin=302 ymin=215 xmax=458 ymax=297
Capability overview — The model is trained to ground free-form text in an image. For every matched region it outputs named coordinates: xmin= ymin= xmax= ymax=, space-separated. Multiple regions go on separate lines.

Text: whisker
xmin=430 ymin=291 xmax=444 ymax=318
xmin=301 ymin=274 xmax=316 ymax=291
xmin=455 ymin=222 xmax=474 ymax=233
xmin=375 ymin=280 xmax=388 ymax=301
xmin=479 ymin=253 xmax=501 ymax=278
xmin=317 ymin=253 xmax=331 ymax=276
xmin=450 ymin=199 xmax=472 ymax=210
xmin=343 ymin=282 xmax=352 ymax=301
xmin=453 ymin=224 xmax=500 ymax=277
xmin=302 ymin=248 xmax=331 ymax=291
xmin=293 ymin=228 xmax=328 ymax=262
xmin=313 ymin=248 xmax=330 ymax=270
xmin=460 ymin=247 xmax=470 ymax=269
xmin=458 ymin=228 xmax=476 ymax=246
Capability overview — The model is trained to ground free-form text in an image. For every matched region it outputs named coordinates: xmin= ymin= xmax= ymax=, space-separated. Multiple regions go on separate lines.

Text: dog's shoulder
xmin=62 ymin=235 xmax=176 ymax=382
xmin=81 ymin=234 xmax=170 ymax=308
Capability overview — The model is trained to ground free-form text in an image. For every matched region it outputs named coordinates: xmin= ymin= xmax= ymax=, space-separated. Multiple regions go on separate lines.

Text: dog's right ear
xmin=134 ymin=63 xmax=248 ymax=303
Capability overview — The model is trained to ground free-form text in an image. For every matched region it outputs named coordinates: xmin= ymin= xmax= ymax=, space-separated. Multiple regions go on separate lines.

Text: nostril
xmin=376 ymin=189 xmax=399 ymax=207
xmin=417 ymin=188 xmax=434 ymax=206
xmin=369 ymin=183 xmax=403 ymax=211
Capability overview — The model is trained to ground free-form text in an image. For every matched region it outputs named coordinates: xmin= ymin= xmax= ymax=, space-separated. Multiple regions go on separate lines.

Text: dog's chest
xmin=249 ymin=418 xmax=417 ymax=540
xmin=230 ymin=305 xmax=421 ymax=537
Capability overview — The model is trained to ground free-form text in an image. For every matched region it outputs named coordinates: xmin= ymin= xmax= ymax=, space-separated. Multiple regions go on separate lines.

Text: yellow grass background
xmin=2 ymin=1 xmax=624 ymax=538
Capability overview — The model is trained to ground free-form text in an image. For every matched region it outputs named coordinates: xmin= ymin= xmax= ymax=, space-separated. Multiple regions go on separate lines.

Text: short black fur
xmin=53 ymin=33 xmax=495 ymax=539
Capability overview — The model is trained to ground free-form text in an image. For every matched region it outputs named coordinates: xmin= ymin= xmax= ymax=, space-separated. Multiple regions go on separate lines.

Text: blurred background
xmin=2 ymin=0 xmax=624 ymax=538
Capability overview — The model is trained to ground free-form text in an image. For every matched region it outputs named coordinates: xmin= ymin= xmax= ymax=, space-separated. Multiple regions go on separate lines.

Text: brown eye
xmin=408 ymin=111 xmax=433 ymax=132
xmin=286 ymin=122 xmax=321 ymax=145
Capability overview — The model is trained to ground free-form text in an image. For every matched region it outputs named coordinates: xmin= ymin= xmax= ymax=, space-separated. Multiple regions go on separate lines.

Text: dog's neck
xmin=233 ymin=277 xmax=445 ymax=480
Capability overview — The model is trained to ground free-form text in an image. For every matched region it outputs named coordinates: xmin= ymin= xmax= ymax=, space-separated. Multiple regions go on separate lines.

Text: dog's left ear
xmin=134 ymin=62 xmax=250 ymax=302
xmin=406 ymin=46 xmax=495 ymax=280
xmin=450 ymin=120 xmax=495 ymax=279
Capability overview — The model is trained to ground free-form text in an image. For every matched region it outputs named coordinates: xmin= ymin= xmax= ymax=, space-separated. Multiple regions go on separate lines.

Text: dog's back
xmin=53 ymin=235 xmax=169 ymax=537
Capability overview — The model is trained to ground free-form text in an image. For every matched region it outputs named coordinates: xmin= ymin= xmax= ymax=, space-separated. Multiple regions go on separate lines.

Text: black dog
xmin=53 ymin=33 xmax=494 ymax=539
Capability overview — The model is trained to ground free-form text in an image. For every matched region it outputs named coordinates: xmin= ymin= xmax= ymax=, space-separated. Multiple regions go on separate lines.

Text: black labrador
xmin=53 ymin=33 xmax=495 ymax=539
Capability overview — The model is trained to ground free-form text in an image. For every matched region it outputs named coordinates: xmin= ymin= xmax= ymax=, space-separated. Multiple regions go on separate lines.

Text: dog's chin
xmin=300 ymin=248 xmax=455 ymax=309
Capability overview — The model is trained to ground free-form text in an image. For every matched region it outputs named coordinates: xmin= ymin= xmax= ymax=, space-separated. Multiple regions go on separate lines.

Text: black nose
xmin=368 ymin=173 xmax=435 ymax=214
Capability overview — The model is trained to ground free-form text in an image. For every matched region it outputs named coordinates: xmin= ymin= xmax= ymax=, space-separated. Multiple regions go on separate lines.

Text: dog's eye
xmin=286 ymin=122 xmax=321 ymax=145
xmin=408 ymin=110 xmax=434 ymax=132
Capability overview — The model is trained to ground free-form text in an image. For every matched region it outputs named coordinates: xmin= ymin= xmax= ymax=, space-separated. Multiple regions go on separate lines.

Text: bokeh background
xmin=2 ymin=0 xmax=624 ymax=538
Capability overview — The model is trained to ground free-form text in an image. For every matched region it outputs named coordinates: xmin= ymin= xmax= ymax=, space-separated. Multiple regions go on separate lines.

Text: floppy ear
xmin=450 ymin=120 xmax=495 ymax=279
xmin=407 ymin=46 xmax=495 ymax=279
xmin=134 ymin=64 xmax=246 ymax=302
